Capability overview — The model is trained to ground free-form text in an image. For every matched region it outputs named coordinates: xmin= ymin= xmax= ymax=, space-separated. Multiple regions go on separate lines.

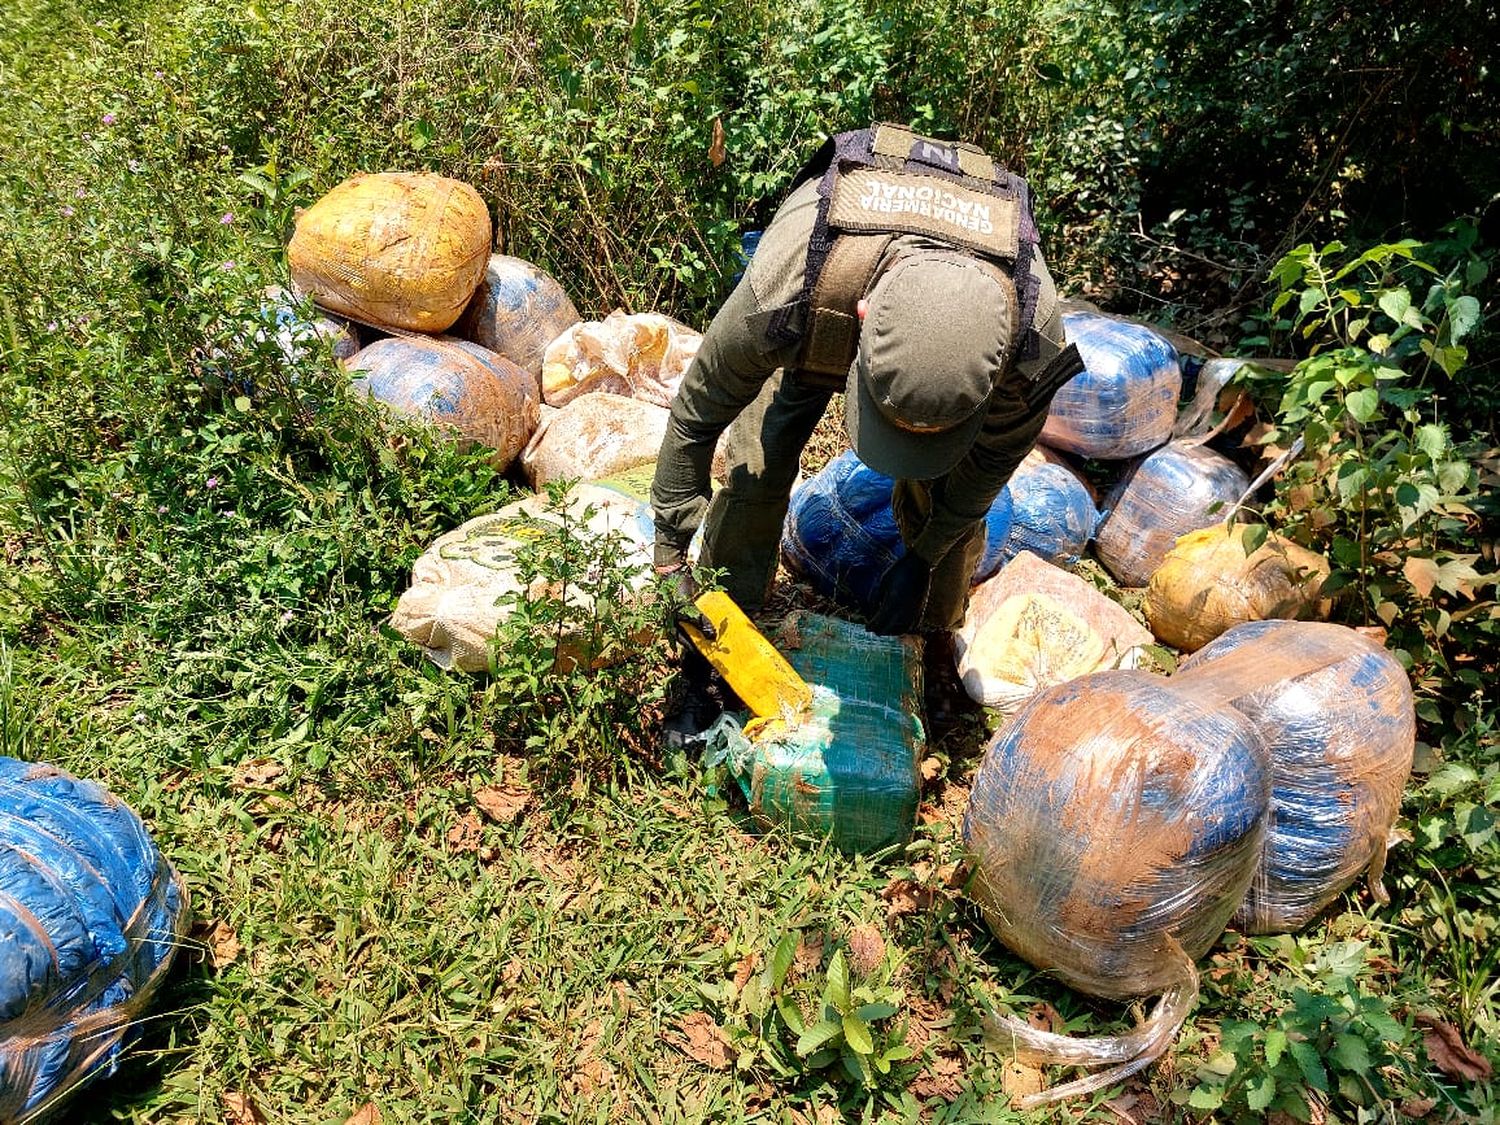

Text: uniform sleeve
xmin=650 ymin=180 xmax=821 ymax=568
xmin=650 ymin=276 xmax=785 ymax=567
xmin=908 ymin=260 xmax=1068 ymax=565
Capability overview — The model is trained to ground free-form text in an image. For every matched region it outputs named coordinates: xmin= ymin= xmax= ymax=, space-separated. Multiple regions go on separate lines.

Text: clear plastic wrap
xmin=780 ymin=452 xmax=1014 ymax=608
xmin=539 ymin=311 xmax=702 ymax=409
xmin=288 ymin=172 xmax=491 ymax=333
xmin=519 ymin=393 xmax=671 ymax=488
xmin=389 ymin=483 xmax=655 ymax=673
xmin=995 ymin=459 xmax=1099 ymax=567
xmin=1040 ymin=311 xmax=1182 ymax=459
xmin=0 ymin=758 xmax=187 ymax=1121
xmin=347 ymin=336 xmax=539 ymax=470
xmin=1176 ymin=620 xmax=1416 ymax=933
xmin=964 ymin=669 xmax=1270 ymax=999
xmin=1145 ymin=524 xmax=1331 ymax=652
xmin=956 ymin=552 xmax=1153 ymax=713
xmin=452 ymin=254 xmax=581 ymax=379
xmin=703 ymin=613 xmax=924 ymax=854
xmin=1094 ymin=442 xmax=1251 ymax=587
xmin=964 ymin=670 xmax=1269 ymax=1097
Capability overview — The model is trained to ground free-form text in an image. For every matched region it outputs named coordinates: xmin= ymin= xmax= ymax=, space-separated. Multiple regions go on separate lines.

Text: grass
xmin=1 ymin=0 xmax=1497 ymax=1121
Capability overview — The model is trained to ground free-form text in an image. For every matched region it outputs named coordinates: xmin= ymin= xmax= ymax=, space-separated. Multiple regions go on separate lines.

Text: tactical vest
xmin=785 ymin=123 xmax=1047 ymax=392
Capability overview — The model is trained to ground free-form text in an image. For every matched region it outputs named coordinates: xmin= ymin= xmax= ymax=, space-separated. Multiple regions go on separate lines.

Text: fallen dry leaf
xmin=1417 ymin=1014 xmax=1493 ymax=1082
xmin=793 ymin=932 xmax=824 ymax=977
xmin=881 ymin=877 xmax=937 ymax=919
xmin=733 ymin=953 xmax=759 ymax=992
xmin=668 ymin=1011 xmax=732 ymax=1070
xmin=1001 ymin=1058 xmax=1044 ymax=1101
xmin=920 ymin=756 xmax=944 ymax=784
xmin=909 ymin=1048 xmax=964 ymax=1100
xmin=1400 ymin=1098 xmax=1437 ymax=1119
xmin=1027 ymin=1002 xmax=1066 ymax=1034
xmin=708 ymin=118 xmax=726 ymax=167
xmin=446 ymin=811 xmax=482 ymax=854
xmin=232 ymin=760 xmax=286 ymax=790
xmin=223 ymin=1091 xmax=266 ymax=1125
xmin=847 ymin=924 xmax=887 ymax=977
xmin=473 ymin=784 xmax=530 ymax=826
xmin=194 ymin=919 xmax=242 ymax=970
xmin=344 ymin=1105 xmax=382 ymax=1125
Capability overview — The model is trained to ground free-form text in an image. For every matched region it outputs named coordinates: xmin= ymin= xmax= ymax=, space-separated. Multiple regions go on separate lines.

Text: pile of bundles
xmin=0 ymin=759 xmax=187 ymax=1119
xmin=966 ymin=621 xmax=1415 ymax=1104
xmin=280 ymin=171 xmax=704 ymax=483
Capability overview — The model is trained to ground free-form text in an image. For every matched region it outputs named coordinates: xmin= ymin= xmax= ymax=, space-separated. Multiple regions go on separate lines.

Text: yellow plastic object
xmin=288 ymin=172 xmax=492 ymax=333
xmin=682 ymin=591 xmax=813 ymax=719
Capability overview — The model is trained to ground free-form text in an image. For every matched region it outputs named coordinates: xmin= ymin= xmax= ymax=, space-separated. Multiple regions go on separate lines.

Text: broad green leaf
xmin=1331 ymin=1033 xmax=1372 ymax=1073
xmin=1289 ymin=1039 xmax=1329 ymax=1090
xmin=1264 ymin=1026 xmax=1288 ymax=1066
xmin=1415 ymin=424 xmax=1447 ymax=459
xmin=1186 ymin=1085 xmax=1224 ymax=1110
xmin=1447 ymin=294 xmax=1481 ymax=342
xmin=1345 ymin=387 xmax=1379 ymax=423
xmin=1241 ymin=523 xmax=1269 ymax=556
xmin=1337 ymin=288 xmax=1363 ymax=307
xmin=842 ymin=1013 xmax=874 ymax=1055
xmin=824 ymin=949 xmax=850 ymax=1012
xmin=1298 ymin=288 xmax=1322 ymax=317
xmin=795 ymin=1018 xmax=844 ymax=1057
xmin=855 ymin=1001 xmax=898 ymax=1022
xmin=1426 ymin=763 xmax=1479 ymax=797
xmin=1247 ymin=1073 xmax=1278 ymax=1112
xmin=1377 ymin=288 xmax=1411 ymax=324
xmin=777 ymin=997 xmax=805 ymax=1036
xmin=770 ymin=932 xmax=796 ymax=989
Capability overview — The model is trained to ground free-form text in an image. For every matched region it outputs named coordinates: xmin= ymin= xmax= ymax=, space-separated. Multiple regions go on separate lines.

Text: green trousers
xmin=700 ymin=371 xmax=985 ymax=632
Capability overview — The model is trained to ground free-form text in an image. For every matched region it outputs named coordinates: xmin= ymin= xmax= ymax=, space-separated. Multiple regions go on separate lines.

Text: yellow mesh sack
xmin=1145 ymin=524 xmax=1331 ymax=652
xmin=288 ymin=172 xmax=491 ymax=333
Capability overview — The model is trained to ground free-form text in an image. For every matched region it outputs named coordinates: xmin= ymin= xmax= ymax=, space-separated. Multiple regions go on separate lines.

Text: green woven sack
xmin=704 ymin=613 xmax=925 ymax=854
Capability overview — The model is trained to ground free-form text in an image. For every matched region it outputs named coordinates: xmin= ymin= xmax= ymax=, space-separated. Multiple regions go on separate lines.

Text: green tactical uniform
xmin=652 ymin=140 xmax=1073 ymax=633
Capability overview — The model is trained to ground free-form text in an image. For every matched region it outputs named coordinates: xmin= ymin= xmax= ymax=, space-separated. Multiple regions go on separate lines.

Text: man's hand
xmin=867 ymin=551 xmax=933 ymax=636
xmin=658 ymin=563 xmax=718 ymax=644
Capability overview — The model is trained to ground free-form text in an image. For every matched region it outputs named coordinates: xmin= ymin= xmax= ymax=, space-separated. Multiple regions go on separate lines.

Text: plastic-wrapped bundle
xmin=520 ymin=393 xmax=672 ymax=488
xmin=1095 ymin=442 xmax=1250 ymax=587
xmin=452 ymin=254 xmax=581 ymax=379
xmin=957 ymin=552 xmax=1153 ymax=713
xmin=390 ymin=483 xmax=655 ymax=672
xmin=1177 ymin=621 xmax=1415 ymax=933
xmin=780 ymin=452 xmax=1014 ymax=608
xmin=540 ymin=311 xmax=702 ymax=409
xmin=0 ymin=758 xmax=187 ymax=1121
xmin=347 ymin=337 xmax=539 ymax=470
xmin=704 ymin=613 xmax=924 ymax=854
xmin=1040 ymin=311 xmax=1182 ymax=459
xmin=995 ymin=459 xmax=1099 ymax=567
xmin=258 ymin=286 xmax=360 ymax=363
xmin=1145 ymin=524 xmax=1331 ymax=652
xmin=965 ymin=671 xmax=1268 ymax=1102
xmin=288 ymin=172 xmax=491 ymax=333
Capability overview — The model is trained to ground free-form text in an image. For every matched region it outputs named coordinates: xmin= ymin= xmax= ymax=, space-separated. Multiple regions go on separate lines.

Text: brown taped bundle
xmin=1145 ymin=524 xmax=1331 ymax=652
xmin=289 ymin=172 xmax=491 ymax=333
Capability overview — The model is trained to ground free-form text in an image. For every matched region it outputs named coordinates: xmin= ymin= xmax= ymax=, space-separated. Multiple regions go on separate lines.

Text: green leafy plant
xmin=698 ymin=925 xmax=915 ymax=1090
xmin=1242 ymin=226 xmax=1496 ymax=727
xmin=1181 ymin=941 xmax=1416 ymax=1121
xmin=488 ymin=482 xmax=675 ymax=791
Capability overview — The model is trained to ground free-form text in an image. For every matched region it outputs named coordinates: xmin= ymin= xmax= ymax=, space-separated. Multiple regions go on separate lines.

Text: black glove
xmin=866 ymin=550 xmax=933 ymax=636
xmin=658 ymin=563 xmax=717 ymax=644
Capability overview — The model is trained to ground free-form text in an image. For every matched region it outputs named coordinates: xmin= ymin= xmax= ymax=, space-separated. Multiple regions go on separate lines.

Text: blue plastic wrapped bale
xmin=995 ymin=460 xmax=1099 ymax=568
xmin=781 ymin=452 xmax=1015 ymax=607
xmin=704 ymin=613 xmax=924 ymax=854
xmin=452 ymin=254 xmax=581 ymax=379
xmin=1094 ymin=441 xmax=1250 ymax=587
xmin=965 ymin=669 xmax=1270 ymax=1000
xmin=1040 ymin=311 xmax=1182 ymax=459
xmin=1176 ymin=620 xmax=1416 ymax=934
xmin=347 ymin=336 xmax=540 ymax=470
xmin=0 ymin=758 xmax=187 ymax=1122
xmin=261 ymin=286 xmax=360 ymax=364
